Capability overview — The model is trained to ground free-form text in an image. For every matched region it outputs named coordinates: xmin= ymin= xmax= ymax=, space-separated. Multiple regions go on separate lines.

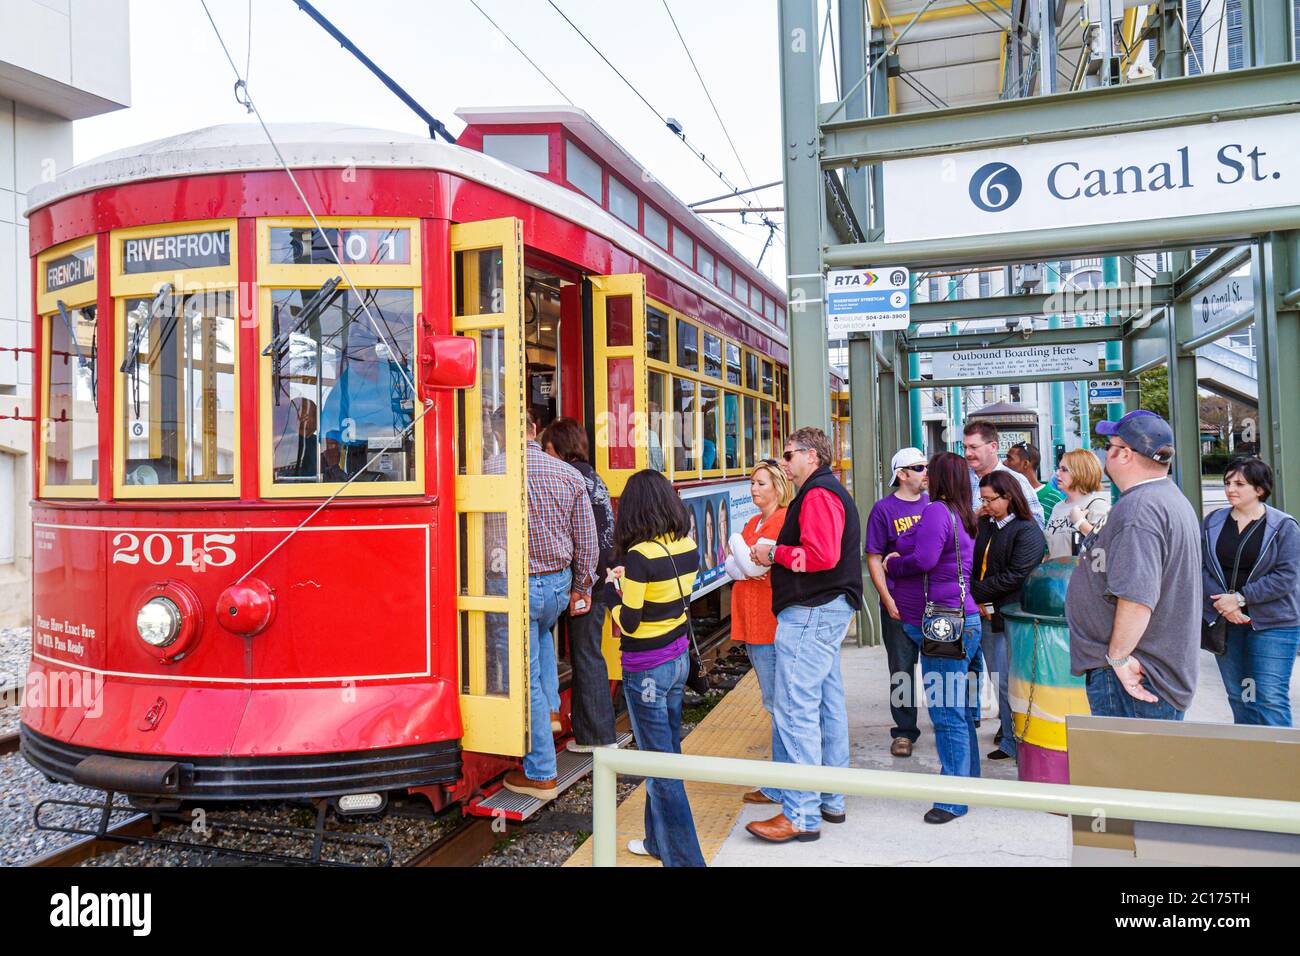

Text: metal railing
xmin=590 ymin=748 xmax=1300 ymax=866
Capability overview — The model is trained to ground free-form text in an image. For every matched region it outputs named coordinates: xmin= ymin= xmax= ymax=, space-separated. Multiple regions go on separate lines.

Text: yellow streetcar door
xmin=589 ymin=273 xmax=647 ymax=498
xmin=450 ymin=218 xmax=529 ymax=756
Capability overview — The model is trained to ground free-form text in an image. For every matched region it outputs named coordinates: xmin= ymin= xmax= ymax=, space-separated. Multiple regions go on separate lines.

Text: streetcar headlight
xmin=137 ymin=597 xmax=182 ymax=648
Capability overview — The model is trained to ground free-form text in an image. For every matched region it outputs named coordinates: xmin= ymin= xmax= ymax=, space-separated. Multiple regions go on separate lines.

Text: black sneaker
xmin=924 ymin=808 xmax=958 ymax=824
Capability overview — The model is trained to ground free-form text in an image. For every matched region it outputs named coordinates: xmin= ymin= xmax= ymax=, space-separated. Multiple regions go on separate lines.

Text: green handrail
xmin=591 ymin=748 xmax=1300 ymax=867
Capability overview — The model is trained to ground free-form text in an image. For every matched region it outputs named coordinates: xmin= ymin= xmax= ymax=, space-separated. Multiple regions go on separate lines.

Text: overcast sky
xmin=74 ymin=0 xmax=794 ymax=283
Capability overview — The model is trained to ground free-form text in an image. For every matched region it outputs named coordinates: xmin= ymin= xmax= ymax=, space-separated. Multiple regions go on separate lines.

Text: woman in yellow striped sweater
xmin=610 ymin=470 xmax=705 ymax=866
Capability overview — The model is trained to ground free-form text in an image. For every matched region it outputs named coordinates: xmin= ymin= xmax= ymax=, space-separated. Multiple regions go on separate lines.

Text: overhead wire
xmin=467 ymin=0 xmax=575 ymax=104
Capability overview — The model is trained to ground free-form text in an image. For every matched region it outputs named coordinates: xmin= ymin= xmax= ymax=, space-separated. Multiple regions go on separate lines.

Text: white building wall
xmin=0 ymin=0 xmax=129 ymax=627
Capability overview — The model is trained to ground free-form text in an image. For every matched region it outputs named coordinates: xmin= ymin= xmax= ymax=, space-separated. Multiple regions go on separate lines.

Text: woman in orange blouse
xmin=727 ymin=460 xmax=794 ymax=807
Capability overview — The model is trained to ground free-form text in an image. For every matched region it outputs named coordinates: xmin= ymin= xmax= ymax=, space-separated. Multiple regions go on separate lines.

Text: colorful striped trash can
xmin=1001 ymin=557 xmax=1090 ymax=785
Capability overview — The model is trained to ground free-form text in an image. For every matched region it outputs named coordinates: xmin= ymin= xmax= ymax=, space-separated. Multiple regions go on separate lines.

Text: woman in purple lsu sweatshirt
xmin=883 ymin=451 xmax=982 ymax=825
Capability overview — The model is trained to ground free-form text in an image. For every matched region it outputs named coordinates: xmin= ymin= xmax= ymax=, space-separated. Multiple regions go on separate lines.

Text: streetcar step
xmin=468 ymin=732 xmax=633 ymax=822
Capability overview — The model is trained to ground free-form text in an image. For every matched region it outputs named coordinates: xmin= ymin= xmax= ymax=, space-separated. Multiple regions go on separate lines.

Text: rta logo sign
xmin=969 ymin=162 xmax=1023 ymax=212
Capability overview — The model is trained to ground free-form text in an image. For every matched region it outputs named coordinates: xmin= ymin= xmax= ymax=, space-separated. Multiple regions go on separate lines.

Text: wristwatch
xmin=1105 ymin=653 xmax=1132 ymax=668
xmin=1235 ymin=592 xmax=1247 ymax=608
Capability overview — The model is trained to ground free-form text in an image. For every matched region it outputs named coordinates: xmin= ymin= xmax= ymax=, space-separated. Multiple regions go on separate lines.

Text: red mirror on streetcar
xmin=420 ymin=333 xmax=477 ymax=391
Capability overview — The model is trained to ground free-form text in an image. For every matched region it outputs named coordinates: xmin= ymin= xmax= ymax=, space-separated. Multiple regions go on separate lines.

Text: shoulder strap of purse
xmin=922 ymin=505 xmax=966 ymax=606
xmin=654 ymin=539 xmax=702 ymax=657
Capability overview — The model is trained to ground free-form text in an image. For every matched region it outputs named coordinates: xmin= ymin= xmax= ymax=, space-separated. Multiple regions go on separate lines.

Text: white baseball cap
xmin=890 ymin=447 xmax=927 ymax=486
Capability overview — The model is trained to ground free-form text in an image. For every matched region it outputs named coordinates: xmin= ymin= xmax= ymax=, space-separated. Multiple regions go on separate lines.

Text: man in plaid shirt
xmin=503 ymin=409 xmax=598 ymax=800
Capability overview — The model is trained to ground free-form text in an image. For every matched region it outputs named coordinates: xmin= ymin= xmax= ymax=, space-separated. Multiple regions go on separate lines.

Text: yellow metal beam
xmin=877 ymin=0 xmax=1011 ymax=30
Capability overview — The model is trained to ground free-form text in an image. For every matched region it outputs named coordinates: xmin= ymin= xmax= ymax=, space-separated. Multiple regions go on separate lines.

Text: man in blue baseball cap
xmin=1064 ymin=410 xmax=1203 ymax=719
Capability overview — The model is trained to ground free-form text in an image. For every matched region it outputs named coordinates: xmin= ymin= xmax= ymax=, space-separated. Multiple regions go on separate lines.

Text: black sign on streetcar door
xmin=122 ymin=230 xmax=231 ymax=274
xmin=44 ymin=246 xmax=96 ymax=294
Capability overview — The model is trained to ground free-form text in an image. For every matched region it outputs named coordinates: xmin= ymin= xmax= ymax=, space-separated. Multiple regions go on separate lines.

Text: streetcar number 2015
xmin=111 ymin=532 xmax=237 ymax=569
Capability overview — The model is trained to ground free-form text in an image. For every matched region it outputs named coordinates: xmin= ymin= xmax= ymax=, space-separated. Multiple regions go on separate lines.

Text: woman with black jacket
xmin=973 ymin=471 xmax=1047 ymax=762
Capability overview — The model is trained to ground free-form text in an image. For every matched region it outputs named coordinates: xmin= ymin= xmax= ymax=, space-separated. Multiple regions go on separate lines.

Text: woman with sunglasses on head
xmin=1202 ymin=456 xmax=1300 ymax=726
xmin=1044 ymin=449 xmax=1112 ymax=559
xmin=972 ymin=471 xmax=1047 ymax=761
xmin=882 ymin=451 xmax=982 ymax=824
xmin=726 ymin=460 xmax=795 ymax=808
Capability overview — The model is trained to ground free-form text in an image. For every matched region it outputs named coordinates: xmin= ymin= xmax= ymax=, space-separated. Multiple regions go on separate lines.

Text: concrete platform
xmin=710 ymin=644 xmax=1297 ymax=868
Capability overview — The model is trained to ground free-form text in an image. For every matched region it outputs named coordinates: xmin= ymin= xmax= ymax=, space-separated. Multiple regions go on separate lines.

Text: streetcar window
xmin=672 ymin=225 xmax=693 ymax=267
xmin=751 ymin=284 xmax=763 ymax=312
xmin=646 ymin=307 xmax=669 ymax=363
xmin=725 ymin=343 xmax=741 ymax=386
xmin=743 ymin=395 xmax=756 ymax=468
xmin=605 ymin=295 xmax=634 ymax=348
xmin=735 ymin=275 xmax=749 ymax=309
xmin=644 ymin=205 xmax=669 ymax=249
xmin=723 ymin=392 xmax=739 ymax=470
xmin=608 ymin=175 xmax=639 ymax=228
xmin=698 ymin=248 xmax=715 ymax=283
xmin=483 ymin=133 xmax=550 ymax=173
xmin=565 ymin=140 xmax=603 ymax=202
xmin=267 ymin=288 xmax=416 ymax=485
xmin=760 ymin=402 xmax=773 ymax=459
xmin=606 ymin=356 xmax=636 ymax=469
xmin=647 ymin=372 xmax=668 ymax=473
xmin=269 ymin=227 xmax=410 ymax=265
xmin=700 ymin=384 xmax=719 ymax=472
xmin=763 ymin=296 xmax=775 ymax=321
xmin=673 ymin=377 xmax=696 ymax=472
xmin=717 ymin=260 xmax=733 ymax=294
xmin=702 ymin=332 xmax=722 ymax=379
xmin=762 ymin=360 xmax=775 ymax=396
xmin=43 ymin=304 xmax=99 ymax=489
xmin=120 ymin=289 xmax=236 ymax=487
xmin=466 ymin=328 xmax=507 ymax=477
xmin=745 ymin=351 xmax=759 ymax=391
xmin=454 ymin=248 xmax=506 ymax=316
xmin=676 ymin=320 xmax=698 ymax=371
xmin=776 ymin=305 xmax=786 ymax=329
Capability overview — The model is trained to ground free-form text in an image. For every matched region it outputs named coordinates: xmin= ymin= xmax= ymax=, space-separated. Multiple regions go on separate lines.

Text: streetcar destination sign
xmin=884 ymin=112 xmax=1300 ymax=243
xmin=931 ymin=344 xmax=1107 ymax=380
xmin=44 ymin=246 xmax=95 ymax=294
xmin=123 ymin=229 xmax=231 ymax=274
xmin=826 ymin=267 xmax=911 ymax=337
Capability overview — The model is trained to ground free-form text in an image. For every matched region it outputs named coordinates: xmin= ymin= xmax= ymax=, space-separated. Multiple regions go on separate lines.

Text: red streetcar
xmin=21 ymin=108 xmax=806 ymax=818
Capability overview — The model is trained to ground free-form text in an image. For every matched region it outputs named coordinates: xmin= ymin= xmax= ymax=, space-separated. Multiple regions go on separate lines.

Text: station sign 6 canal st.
xmin=883 ymin=112 xmax=1300 ymax=243
xmin=931 ymin=344 xmax=1110 ymax=380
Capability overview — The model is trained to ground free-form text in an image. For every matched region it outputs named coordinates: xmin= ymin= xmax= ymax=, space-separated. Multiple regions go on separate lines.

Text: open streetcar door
xmin=450 ymin=218 xmax=530 ymax=757
xmin=589 ymin=273 xmax=647 ymax=498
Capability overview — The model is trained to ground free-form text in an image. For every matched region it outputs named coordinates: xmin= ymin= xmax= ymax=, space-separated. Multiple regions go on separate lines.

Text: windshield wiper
xmin=263 ymin=276 xmax=343 ymax=359
xmin=56 ymin=300 xmax=98 ymax=411
xmin=118 ymin=284 xmax=174 ymax=374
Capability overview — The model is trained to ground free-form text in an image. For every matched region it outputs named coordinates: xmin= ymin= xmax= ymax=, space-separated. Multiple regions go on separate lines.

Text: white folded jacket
xmin=727 ymin=532 xmax=773 ymax=579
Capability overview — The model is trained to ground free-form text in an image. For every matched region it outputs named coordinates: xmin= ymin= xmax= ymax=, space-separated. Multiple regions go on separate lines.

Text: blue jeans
xmin=903 ymin=614 xmax=982 ymax=816
xmin=523 ymin=569 xmax=571 ymax=781
xmin=1217 ymin=623 xmax=1300 ymax=726
xmin=746 ymin=642 xmax=789 ymax=802
xmin=882 ymin=612 xmax=921 ymax=743
xmin=982 ymin=629 xmax=1016 ymax=758
xmin=622 ymin=651 xmax=706 ymax=867
xmin=1084 ymin=665 xmax=1184 ymax=721
xmin=773 ymin=595 xmax=854 ymax=832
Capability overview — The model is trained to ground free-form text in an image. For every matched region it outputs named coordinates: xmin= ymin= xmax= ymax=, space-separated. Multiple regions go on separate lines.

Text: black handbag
xmin=1202 ymin=516 xmax=1264 ymax=655
xmin=921 ymin=507 xmax=968 ymax=660
xmin=656 ymin=541 xmax=711 ymax=694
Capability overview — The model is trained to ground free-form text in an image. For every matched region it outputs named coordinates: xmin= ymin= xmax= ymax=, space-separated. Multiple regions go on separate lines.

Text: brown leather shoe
xmin=501 ymin=769 xmax=557 ymax=801
xmin=742 ymin=789 xmax=776 ymax=805
xmin=746 ymin=813 xmax=820 ymax=843
xmin=890 ymin=737 xmax=913 ymax=758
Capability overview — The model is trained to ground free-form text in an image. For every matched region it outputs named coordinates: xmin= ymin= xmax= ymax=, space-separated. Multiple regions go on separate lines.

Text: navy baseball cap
xmin=1096 ymin=410 xmax=1175 ymax=464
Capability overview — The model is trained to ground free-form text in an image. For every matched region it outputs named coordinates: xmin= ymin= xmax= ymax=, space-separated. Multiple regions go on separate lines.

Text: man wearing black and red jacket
xmin=747 ymin=426 xmax=862 ymax=843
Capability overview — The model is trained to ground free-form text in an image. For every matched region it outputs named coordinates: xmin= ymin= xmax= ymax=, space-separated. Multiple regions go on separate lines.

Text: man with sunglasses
xmin=1064 ymin=410 xmax=1202 ymax=719
xmin=746 ymin=427 xmax=862 ymax=843
xmin=865 ymin=448 xmax=930 ymax=758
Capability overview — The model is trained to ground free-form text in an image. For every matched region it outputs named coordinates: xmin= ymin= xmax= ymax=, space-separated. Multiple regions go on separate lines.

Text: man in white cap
xmin=864 ymin=447 xmax=930 ymax=757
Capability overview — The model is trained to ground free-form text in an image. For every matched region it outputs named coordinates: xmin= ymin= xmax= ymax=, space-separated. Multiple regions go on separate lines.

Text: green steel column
xmin=1076 ymin=306 xmax=1091 ymax=445
xmin=947 ymin=284 xmax=961 ymax=449
xmin=778 ymin=0 xmax=831 ymax=434
xmin=879 ymin=332 xmax=900 ymax=461
xmin=849 ymin=335 xmax=881 ymax=647
xmin=1254 ymin=233 xmax=1300 ymax=518
xmin=908 ymin=272 xmax=923 ymax=449
xmin=838 ymin=0 xmax=869 ymax=224
xmin=1047 ymin=263 xmax=1066 ymax=450
xmin=1167 ymin=249 xmax=1203 ymax=516
xmin=1105 ymin=257 xmax=1125 ymax=424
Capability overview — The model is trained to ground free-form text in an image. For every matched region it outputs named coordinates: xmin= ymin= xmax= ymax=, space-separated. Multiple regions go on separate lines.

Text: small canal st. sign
xmin=826 ymin=267 xmax=910 ymax=337
xmin=931 ymin=344 xmax=1105 ymax=380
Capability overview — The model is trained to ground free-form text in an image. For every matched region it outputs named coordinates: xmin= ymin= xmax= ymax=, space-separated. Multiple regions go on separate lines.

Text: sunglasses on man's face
xmin=782 ymin=447 xmax=810 ymax=462
xmin=899 ymin=464 xmax=927 ymax=473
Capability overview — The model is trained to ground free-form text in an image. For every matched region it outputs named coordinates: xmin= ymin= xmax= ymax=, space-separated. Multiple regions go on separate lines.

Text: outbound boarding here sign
xmin=826 ymin=267 xmax=911 ymax=337
xmin=883 ymin=113 xmax=1300 ymax=243
xmin=931 ymin=344 xmax=1105 ymax=380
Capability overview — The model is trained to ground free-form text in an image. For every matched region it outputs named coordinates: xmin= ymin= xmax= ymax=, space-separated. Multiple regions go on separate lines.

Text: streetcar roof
xmin=27 ymin=122 xmax=787 ymax=348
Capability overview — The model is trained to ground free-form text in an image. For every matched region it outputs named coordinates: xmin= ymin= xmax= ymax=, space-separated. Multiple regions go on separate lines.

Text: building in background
xmin=0 ymin=0 xmax=130 ymax=625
